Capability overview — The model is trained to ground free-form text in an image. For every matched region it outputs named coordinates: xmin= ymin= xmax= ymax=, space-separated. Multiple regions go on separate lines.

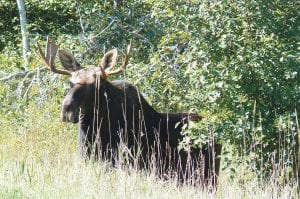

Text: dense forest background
xmin=0 ymin=0 xmax=299 ymax=196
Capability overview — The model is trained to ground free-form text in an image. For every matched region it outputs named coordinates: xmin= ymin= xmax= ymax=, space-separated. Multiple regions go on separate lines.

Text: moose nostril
xmin=68 ymin=112 xmax=74 ymax=121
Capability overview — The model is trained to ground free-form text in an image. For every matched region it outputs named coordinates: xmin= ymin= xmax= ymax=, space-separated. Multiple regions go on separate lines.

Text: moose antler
xmin=37 ymin=37 xmax=72 ymax=76
xmin=104 ymin=41 xmax=132 ymax=77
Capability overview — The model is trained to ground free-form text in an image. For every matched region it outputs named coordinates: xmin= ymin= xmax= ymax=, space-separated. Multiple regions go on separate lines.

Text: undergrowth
xmin=0 ymin=98 xmax=298 ymax=198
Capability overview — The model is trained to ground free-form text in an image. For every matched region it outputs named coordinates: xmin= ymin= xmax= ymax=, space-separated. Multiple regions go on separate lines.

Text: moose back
xmin=38 ymin=37 xmax=221 ymax=185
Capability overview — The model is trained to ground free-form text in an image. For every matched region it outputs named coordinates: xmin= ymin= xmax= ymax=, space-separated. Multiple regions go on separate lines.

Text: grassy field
xmin=0 ymin=99 xmax=298 ymax=199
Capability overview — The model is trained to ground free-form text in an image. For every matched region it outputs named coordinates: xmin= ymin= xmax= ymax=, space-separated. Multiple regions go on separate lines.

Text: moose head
xmin=37 ymin=37 xmax=132 ymax=123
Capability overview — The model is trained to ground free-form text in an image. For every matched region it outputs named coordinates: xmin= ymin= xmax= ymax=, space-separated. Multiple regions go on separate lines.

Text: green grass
xmin=0 ymin=100 xmax=298 ymax=199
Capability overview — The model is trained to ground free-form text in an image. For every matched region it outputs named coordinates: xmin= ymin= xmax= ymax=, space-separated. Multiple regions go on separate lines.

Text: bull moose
xmin=38 ymin=37 xmax=221 ymax=185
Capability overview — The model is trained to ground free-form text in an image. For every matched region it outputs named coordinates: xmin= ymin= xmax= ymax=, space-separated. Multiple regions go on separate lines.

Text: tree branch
xmin=0 ymin=67 xmax=47 ymax=82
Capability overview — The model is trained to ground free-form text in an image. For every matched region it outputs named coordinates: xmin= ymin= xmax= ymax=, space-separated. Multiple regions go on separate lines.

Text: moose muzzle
xmin=61 ymin=97 xmax=79 ymax=123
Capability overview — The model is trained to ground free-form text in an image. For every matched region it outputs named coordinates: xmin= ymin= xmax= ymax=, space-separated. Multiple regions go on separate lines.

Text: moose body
xmin=38 ymin=37 xmax=221 ymax=185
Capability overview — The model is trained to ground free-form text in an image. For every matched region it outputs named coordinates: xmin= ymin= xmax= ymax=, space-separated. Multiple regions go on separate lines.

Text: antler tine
xmin=37 ymin=36 xmax=72 ymax=76
xmin=105 ymin=40 xmax=132 ymax=76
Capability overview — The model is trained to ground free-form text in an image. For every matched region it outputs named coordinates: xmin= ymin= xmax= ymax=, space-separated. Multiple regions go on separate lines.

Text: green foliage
xmin=130 ymin=0 xmax=299 ymax=174
xmin=1 ymin=0 xmax=299 ymax=177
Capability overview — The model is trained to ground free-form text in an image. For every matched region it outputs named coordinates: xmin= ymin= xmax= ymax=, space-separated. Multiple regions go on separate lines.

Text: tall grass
xmin=0 ymin=99 xmax=298 ymax=198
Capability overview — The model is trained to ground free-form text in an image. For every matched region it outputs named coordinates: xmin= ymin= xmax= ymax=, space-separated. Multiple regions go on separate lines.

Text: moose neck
xmin=79 ymin=79 xmax=124 ymax=125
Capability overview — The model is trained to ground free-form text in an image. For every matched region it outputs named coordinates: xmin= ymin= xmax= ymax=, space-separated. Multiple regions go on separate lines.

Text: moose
xmin=38 ymin=37 xmax=221 ymax=185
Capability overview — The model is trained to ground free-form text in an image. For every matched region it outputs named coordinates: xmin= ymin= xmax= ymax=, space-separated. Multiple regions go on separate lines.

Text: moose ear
xmin=100 ymin=49 xmax=118 ymax=70
xmin=58 ymin=49 xmax=82 ymax=71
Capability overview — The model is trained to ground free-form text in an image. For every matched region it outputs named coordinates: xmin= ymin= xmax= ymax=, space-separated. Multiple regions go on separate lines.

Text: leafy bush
xmin=1 ymin=0 xmax=299 ymax=178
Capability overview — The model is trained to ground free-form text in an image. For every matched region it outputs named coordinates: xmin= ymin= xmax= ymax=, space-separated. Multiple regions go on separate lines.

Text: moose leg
xmin=203 ymin=143 xmax=222 ymax=187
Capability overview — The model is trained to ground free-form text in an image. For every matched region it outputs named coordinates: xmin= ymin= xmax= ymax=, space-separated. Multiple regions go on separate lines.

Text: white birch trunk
xmin=16 ymin=0 xmax=30 ymax=67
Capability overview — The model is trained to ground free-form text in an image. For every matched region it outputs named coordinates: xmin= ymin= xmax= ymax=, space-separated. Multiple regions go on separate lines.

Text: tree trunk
xmin=16 ymin=0 xmax=30 ymax=67
xmin=296 ymin=129 xmax=300 ymax=187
